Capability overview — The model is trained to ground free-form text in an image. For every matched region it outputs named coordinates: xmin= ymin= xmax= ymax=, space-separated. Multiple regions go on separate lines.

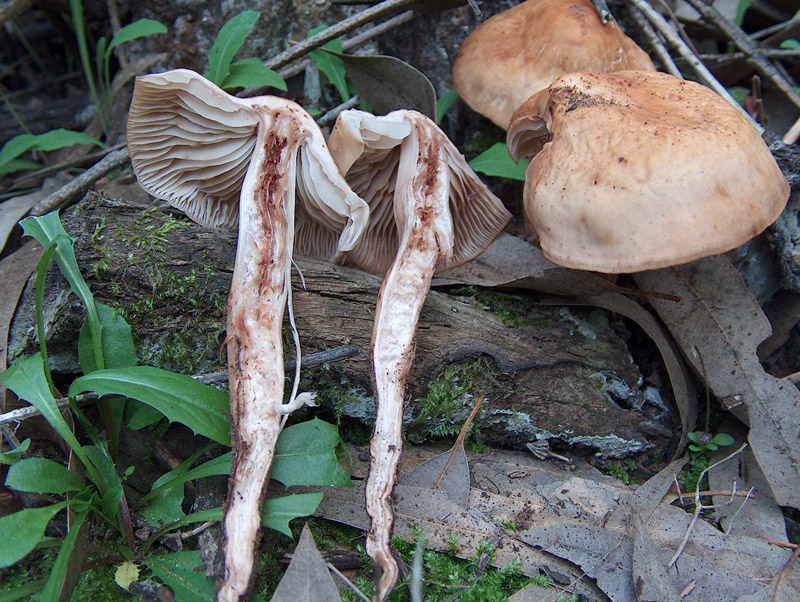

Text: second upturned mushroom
xmin=328 ymin=109 xmax=511 ymax=601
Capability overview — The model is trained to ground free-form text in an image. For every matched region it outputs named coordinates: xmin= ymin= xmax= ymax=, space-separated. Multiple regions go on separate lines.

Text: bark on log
xmin=7 ymin=193 xmax=679 ymax=459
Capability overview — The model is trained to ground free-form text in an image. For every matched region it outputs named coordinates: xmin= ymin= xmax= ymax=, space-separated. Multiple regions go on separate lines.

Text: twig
xmin=680 ymin=0 xmax=800 ymax=114
xmin=30 ymin=148 xmax=131 ymax=216
xmin=316 ymin=96 xmax=361 ymax=127
xmin=276 ymin=10 xmax=416 ymax=82
xmin=240 ymin=0 xmax=415 ymax=97
xmin=771 ymin=543 xmax=800 ymax=602
xmin=328 ymin=562 xmax=372 ymax=602
xmin=629 ymin=5 xmax=682 ymax=76
xmin=0 ymin=345 xmax=360 ymax=426
xmin=625 ymin=0 xmax=763 ymax=132
xmin=667 ymin=444 xmax=748 ymax=568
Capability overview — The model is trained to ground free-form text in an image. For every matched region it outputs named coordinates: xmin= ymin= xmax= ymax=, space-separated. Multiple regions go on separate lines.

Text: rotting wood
xmin=6 ymin=193 xmax=680 ymax=458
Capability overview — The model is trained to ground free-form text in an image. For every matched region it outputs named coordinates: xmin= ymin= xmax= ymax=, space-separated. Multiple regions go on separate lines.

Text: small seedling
xmin=687 ymin=431 xmax=735 ymax=453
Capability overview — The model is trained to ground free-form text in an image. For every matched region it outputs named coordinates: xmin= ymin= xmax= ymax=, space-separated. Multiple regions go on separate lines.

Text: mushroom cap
xmin=127 ymin=69 xmax=368 ymax=258
xmin=506 ymin=70 xmax=790 ymax=273
xmin=328 ymin=109 xmax=511 ymax=274
xmin=452 ymin=0 xmax=656 ymax=130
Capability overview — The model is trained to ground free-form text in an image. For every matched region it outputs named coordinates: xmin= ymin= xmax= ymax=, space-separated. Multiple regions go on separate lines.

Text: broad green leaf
xmin=106 ymin=18 xmax=167 ymax=55
xmin=29 ymin=129 xmax=103 ymax=153
xmin=69 ymin=366 xmax=230 ymax=445
xmin=38 ymin=510 xmax=89 ymax=602
xmin=0 ymin=502 xmax=67 ymax=567
xmin=712 ymin=433 xmax=735 ymax=446
xmin=100 ymin=486 xmax=124 ymax=524
xmin=0 ymin=438 xmax=30 ymax=465
xmin=687 ymin=432 xmax=701 ymax=444
xmin=436 ymin=89 xmax=459 ymax=125
xmin=5 ymin=457 xmax=84 ymax=494
xmin=78 ymin=302 xmax=137 ymax=373
xmin=262 ymin=492 xmax=323 ymax=537
xmin=468 ymin=143 xmax=529 ymax=181
xmin=0 ymin=134 xmax=38 ymax=168
xmin=780 ymin=39 xmax=800 ymax=50
xmin=126 ymin=402 xmax=165 ymax=430
xmin=205 ymin=10 xmax=261 ymax=86
xmin=0 ymin=159 xmax=43 ymax=175
xmin=83 ymin=444 xmax=121 ymax=495
xmin=1 ymin=354 xmax=95 ymax=476
xmin=140 ymin=479 xmax=186 ymax=525
xmin=114 ymin=561 xmax=140 ymax=590
xmin=145 ymin=551 xmax=216 ymax=602
xmin=308 ymin=26 xmax=350 ymax=102
xmin=221 ymin=57 xmax=287 ymax=91
xmin=272 ymin=418 xmax=351 ymax=487
xmin=734 ymin=0 xmax=751 ymax=26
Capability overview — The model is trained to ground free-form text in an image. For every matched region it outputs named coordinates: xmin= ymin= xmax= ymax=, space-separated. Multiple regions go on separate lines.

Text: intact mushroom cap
xmin=506 ymin=70 xmax=790 ymax=273
xmin=328 ymin=109 xmax=512 ymax=274
xmin=452 ymin=0 xmax=656 ymax=130
xmin=127 ymin=69 xmax=368 ymax=259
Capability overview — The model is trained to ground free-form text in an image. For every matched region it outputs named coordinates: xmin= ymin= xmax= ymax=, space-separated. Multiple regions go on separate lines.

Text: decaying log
xmin=7 ymin=193 xmax=680 ymax=459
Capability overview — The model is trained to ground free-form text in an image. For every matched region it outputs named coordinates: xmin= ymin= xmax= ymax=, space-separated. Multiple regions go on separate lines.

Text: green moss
xmin=408 ymin=356 xmax=510 ymax=447
xmin=604 ymin=459 xmax=642 ymax=486
xmin=451 ymin=286 xmax=550 ymax=329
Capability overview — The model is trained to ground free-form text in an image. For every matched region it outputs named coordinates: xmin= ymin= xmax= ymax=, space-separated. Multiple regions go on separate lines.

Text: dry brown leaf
xmin=0 ymin=240 xmax=42 ymax=411
xmin=634 ymin=256 xmax=800 ymax=507
xmin=270 ymin=524 xmax=342 ymax=602
xmin=631 ymin=511 xmax=682 ymax=602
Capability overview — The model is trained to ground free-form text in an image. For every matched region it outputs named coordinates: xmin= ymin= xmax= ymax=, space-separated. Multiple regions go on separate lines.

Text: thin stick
xmin=771 ymin=543 xmax=800 ymax=602
xmin=668 ymin=444 xmax=748 ymax=568
xmin=680 ymin=0 xmax=800 ymax=113
xmin=328 ymin=562 xmax=372 ymax=602
xmin=625 ymin=0 xmax=762 ymax=132
xmin=629 ymin=5 xmax=682 ymax=77
xmin=0 ymin=345 xmax=360 ymax=427
xmin=30 ymin=148 xmax=131 ymax=216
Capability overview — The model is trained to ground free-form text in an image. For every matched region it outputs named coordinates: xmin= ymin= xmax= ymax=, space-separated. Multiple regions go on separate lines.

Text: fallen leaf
xmin=634 ymin=256 xmax=800 ymax=507
xmin=270 ymin=524 xmax=342 ymax=602
xmin=631 ymin=511 xmax=682 ymax=602
xmin=329 ymin=51 xmax=436 ymax=119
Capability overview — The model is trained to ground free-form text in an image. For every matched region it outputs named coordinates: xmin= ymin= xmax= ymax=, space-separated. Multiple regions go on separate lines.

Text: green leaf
xmin=5 ymin=457 xmax=84 ymax=494
xmin=686 ymin=431 xmax=701 ymax=444
xmin=436 ymin=89 xmax=459 ymax=125
xmin=106 ymin=18 xmax=167 ymax=56
xmin=0 ymin=159 xmax=43 ymax=175
xmin=205 ymin=10 xmax=261 ymax=86
xmin=272 ymin=418 xmax=351 ymax=487
xmin=780 ymin=39 xmax=800 ymax=50
xmin=734 ymin=0 xmax=751 ymax=26
xmin=0 ymin=134 xmax=38 ymax=168
xmin=468 ymin=143 xmax=529 ymax=181
xmin=39 ymin=510 xmax=89 ymax=602
xmin=308 ymin=26 xmax=350 ymax=103
xmin=83 ymin=444 xmax=121 ymax=495
xmin=1 ymin=354 xmax=96 ymax=477
xmin=262 ymin=492 xmax=323 ymax=537
xmin=78 ymin=302 xmax=137 ymax=373
xmin=145 ymin=551 xmax=216 ymax=602
xmin=688 ymin=444 xmax=702 ymax=452
xmin=0 ymin=502 xmax=68 ymax=567
xmin=68 ymin=366 xmax=230 ymax=445
xmin=126 ymin=402 xmax=165 ymax=430
xmin=221 ymin=57 xmax=287 ymax=91
xmin=712 ymin=433 xmax=735 ymax=446
xmin=100 ymin=486 xmax=124 ymax=524
xmin=30 ymin=129 xmax=103 ymax=153
xmin=0 ymin=438 xmax=30 ymax=465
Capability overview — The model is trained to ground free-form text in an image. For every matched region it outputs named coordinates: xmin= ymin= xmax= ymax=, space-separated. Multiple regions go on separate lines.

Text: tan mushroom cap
xmin=327 ymin=109 xmax=512 ymax=274
xmin=127 ymin=69 xmax=368 ymax=259
xmin=506 ymin=70 xmax=790 ymax=274
xmin=452 ymin=0 xmax=656 ymax=130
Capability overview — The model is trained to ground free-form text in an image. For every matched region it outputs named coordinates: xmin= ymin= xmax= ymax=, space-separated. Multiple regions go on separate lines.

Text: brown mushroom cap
xmin=452 ymin=0 xmax=656 ymax=130
xmin=327 ymin=109 xmax=512 ymax=274
xmin=506 ymin=70 xmax=790 ymax=273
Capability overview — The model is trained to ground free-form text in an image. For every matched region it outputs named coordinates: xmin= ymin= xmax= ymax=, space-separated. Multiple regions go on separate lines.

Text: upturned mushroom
xmin=328 ymin=109 xmax=511 ymax=601
xmin=126 ymin=69 xmax=368 ymax=602
xmin=506 ymin=70 xmax=790 ymax=273
xmin=452 ymin=0 xmax=656 ymax=129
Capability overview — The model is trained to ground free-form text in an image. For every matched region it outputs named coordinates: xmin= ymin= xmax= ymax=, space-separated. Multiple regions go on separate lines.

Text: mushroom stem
xmin=217 ymin=113 xmax=301 ymax=602
xmin=366 ymin=130 xmax=454 ymax=602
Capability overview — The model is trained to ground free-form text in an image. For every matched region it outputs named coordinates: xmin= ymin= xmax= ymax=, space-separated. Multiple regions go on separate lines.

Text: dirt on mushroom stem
xmin=366 ymin=130 xmax=454 ymax=602
xmin=218 ymin=113 xmax=300 ymax=602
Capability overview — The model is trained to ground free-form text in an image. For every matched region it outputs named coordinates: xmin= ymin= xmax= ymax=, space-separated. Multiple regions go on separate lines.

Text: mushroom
xmin=126 ymin=69 xmax=368 ymax=602
xmin=452 ymin=0 xmax=656 ymax=129
xmin=505 ymin=70 xmax=790 ymax=273
xmin=328 ymin=109 xmax=511 ymax=601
